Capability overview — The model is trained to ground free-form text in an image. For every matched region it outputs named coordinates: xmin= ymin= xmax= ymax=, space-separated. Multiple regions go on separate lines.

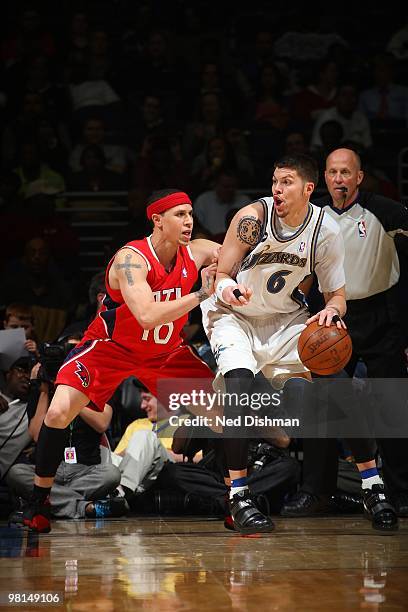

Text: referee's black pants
xmin=302 ymin=287 xmax=408 ymax=495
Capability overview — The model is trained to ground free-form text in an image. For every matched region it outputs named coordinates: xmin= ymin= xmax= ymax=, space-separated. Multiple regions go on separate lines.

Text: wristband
xmin=215 ymin=278 xmax=238 ymax=303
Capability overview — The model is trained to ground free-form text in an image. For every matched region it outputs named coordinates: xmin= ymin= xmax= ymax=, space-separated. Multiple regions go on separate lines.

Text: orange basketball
xmin=298 ymin=321 xmax=353 ymax=375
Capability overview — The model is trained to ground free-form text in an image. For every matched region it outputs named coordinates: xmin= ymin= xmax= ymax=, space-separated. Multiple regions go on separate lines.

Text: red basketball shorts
xmin=55 ymin=338 xmax=214 ymax=411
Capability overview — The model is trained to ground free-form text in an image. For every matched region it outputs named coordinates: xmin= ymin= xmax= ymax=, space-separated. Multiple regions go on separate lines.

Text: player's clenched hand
xmin=200 ymin=263 xmax=217 ymax=297
xmin=222 ymin=284 xmax=253 ymax=306
xmin=306 ymin=308 xmax=347 ymax=329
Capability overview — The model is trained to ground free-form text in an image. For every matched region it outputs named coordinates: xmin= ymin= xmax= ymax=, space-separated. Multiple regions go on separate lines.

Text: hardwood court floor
xmin=0 ymin=516 xmax=407 ymax=611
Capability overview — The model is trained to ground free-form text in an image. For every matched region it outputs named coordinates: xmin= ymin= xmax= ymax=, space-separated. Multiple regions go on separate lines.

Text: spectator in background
xmin=191 ymin=135 xmax=253 ymax=195
xmin=87 ymin=28 xmax=115 ymax=84
xmin=387 ymin=14 xmax=408 ymax=61
xmin=0 ymin=357 xmax=31 ymax=481
xmin=69 ymin=117 xmax=128 ymax=175
xmin=133 ymin=135 xmax=190 ymax=194
xmin=1 ymin=7 xmax=55 ymax=68
xmin=193 ymin=170 xmax=251 ymax=240
xmin=126 ymin=94 xmax=169 ymax=154
xmin=111 ymin=389 xmax=193 ymax=502
xmin=13 ymin=141 xmax=65 ymax=200
xmin=67 ymin=145 xmax=127 ymax=192
xmin=35 ymin=116 xmax=70 ymax=174
xmin=359 ymin=53 xmax=408 ymax=126
xmin=2 ymin=236 xmax=73 ymax=342
xmin=290 ymin=58 xmax=338 ymax=126
xmin=188 ymin=61 xmax=243 ymax=120
xmin=240 ymin=29 xmax=289 ymax=95
xmin=3 ymin=303 xmax=39 ymax=357
xmin=2 ymin=92 xmax=69 ymax=169
xmin=6 ymin=54 xmax=71 ymax=124
xmin=284 ymin=131 xmax=310 ymax=156
xmin=0 ymin=182 xmax=79 ymax=275
xmin=59 ymin=10 xmax=90 ymax=66
xmin=67 ymin=59 xmax=122 ymax=130
xmin=22 ymin=183 xmax=80 ymax=277
xmin=252 ymin=63 xmax=290 ymax=132
xmin=136 ymin=29 xmax=185 ymax=97
xmin=183 ymin=92 xmax=226 ymax=159
xmin=311 ymin=84 xmax=373 ymax=152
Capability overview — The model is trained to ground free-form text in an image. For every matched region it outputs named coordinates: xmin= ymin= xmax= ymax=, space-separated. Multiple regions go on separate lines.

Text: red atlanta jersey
xmin=84 ymin=236 xmax=199 ymax=357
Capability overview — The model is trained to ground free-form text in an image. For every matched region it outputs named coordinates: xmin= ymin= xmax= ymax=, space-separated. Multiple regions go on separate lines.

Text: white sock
xmin=229 ymin=485 xmax=249 ymax=499
xmin=361 ymin=475 xmax=383 ymax=490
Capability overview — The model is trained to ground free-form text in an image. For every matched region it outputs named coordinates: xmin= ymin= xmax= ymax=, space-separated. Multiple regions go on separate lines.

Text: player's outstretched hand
xmin=200 ymin=263 xmax=217 ymax=297
xmin=306 ymin=308 xmax=347 ymax=329
xmin=222 ymin=284 xmax=253 ymax=306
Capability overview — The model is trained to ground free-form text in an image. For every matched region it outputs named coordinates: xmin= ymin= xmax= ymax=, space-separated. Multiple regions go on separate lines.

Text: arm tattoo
xmin=115 ymin=253 xmax=142 ymax=286
xmin=229 ymin=261 xmax=241 ymax=279
xmin=237 ymin=216 xmax=262 ymax=246
xmin=195 ymin=288 xmax=208 ymax=303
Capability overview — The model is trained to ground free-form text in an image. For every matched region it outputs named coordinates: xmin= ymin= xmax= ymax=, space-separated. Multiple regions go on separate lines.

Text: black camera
xmin=248 ymin=441 xmax=282 ymax=473
xmin=38 ymin=342 xmax=71 ymax=383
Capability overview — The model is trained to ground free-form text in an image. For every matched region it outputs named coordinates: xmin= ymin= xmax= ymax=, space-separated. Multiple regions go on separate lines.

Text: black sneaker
xmin=392 ymin=491 xmax=408 ymax=517
xmin=280 ymin=491 xmax=330 ymax=517
xmin=229 ymin=490 xmax=275 ymax=535
xmin=86 ymin=497 xmax=129 ymax=518
xmin=22 ymin=498 xmax=51 ymax=533
xmin=362 ymin=484 xmax=398 ymax=532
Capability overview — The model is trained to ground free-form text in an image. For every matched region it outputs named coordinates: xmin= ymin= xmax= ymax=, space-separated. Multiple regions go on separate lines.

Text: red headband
xmin=146 ymin=192 xmax=192 ymax=220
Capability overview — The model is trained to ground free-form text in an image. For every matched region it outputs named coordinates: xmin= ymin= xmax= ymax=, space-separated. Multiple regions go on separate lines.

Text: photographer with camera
xmin=0 ymin=357 xmax=32 ymax=485
xmin=6 ymin=339 xmax=127 ymax=523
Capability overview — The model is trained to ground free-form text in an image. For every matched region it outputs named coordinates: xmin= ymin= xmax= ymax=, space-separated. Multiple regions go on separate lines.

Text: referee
xmin=282 ymin=147 xmax=408 ymax=525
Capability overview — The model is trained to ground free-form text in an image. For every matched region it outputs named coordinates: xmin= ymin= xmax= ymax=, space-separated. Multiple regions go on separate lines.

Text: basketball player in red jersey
xmin=22 ymin=189 xmax=221 ymax=533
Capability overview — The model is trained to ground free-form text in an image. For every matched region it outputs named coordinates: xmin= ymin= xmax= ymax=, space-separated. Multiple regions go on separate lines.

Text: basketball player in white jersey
xmin=201 ymin=154 xmax=347 ymax=534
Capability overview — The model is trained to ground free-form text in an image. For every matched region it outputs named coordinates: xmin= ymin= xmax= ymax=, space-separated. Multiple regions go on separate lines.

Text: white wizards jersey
xmin=233 ymin=197 xmax=345 ymax=317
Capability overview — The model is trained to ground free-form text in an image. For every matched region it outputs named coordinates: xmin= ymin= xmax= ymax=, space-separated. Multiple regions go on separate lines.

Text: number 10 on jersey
xmin=141 ymin=287 xmax=181 ymax=344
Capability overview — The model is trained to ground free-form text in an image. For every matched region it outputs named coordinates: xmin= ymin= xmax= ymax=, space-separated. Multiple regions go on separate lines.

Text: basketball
xmin=298 ymin=321 xmax=352 ymax=375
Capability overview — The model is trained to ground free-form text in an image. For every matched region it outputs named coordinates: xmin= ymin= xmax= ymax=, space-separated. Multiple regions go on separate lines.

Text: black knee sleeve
xmin=223 ymin=368 xmax=254 ymax=471
xmin=35 ymin=423 xmax=68 ymax=478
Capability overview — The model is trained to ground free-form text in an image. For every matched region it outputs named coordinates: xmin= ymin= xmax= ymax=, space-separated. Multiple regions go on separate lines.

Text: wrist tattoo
xmin=195 ymin=288 xmax=208 ymax=303
xmin=115 ymin=253 xmax=142 ymax=286
xmin=237 ymin=216 xmax=262 ymax=246
xmin=229 ymin=261 xmax=241 ymax=279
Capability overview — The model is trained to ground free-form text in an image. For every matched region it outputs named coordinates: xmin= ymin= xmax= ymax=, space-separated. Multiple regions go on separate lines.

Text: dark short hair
xmin=9 ymin=356 xmax=30 ymax=371
xmin=273 ymin=154 xmax=319 ymax=185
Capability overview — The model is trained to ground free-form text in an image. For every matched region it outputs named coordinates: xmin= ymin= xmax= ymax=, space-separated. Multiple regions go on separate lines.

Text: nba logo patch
xmin=182 ymin=267 xmax=188 ymax=278
xmin=358 ymin=220 xmax=367 ymax=238
xmin=298 ymin=241 xmax=306 ymax=253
